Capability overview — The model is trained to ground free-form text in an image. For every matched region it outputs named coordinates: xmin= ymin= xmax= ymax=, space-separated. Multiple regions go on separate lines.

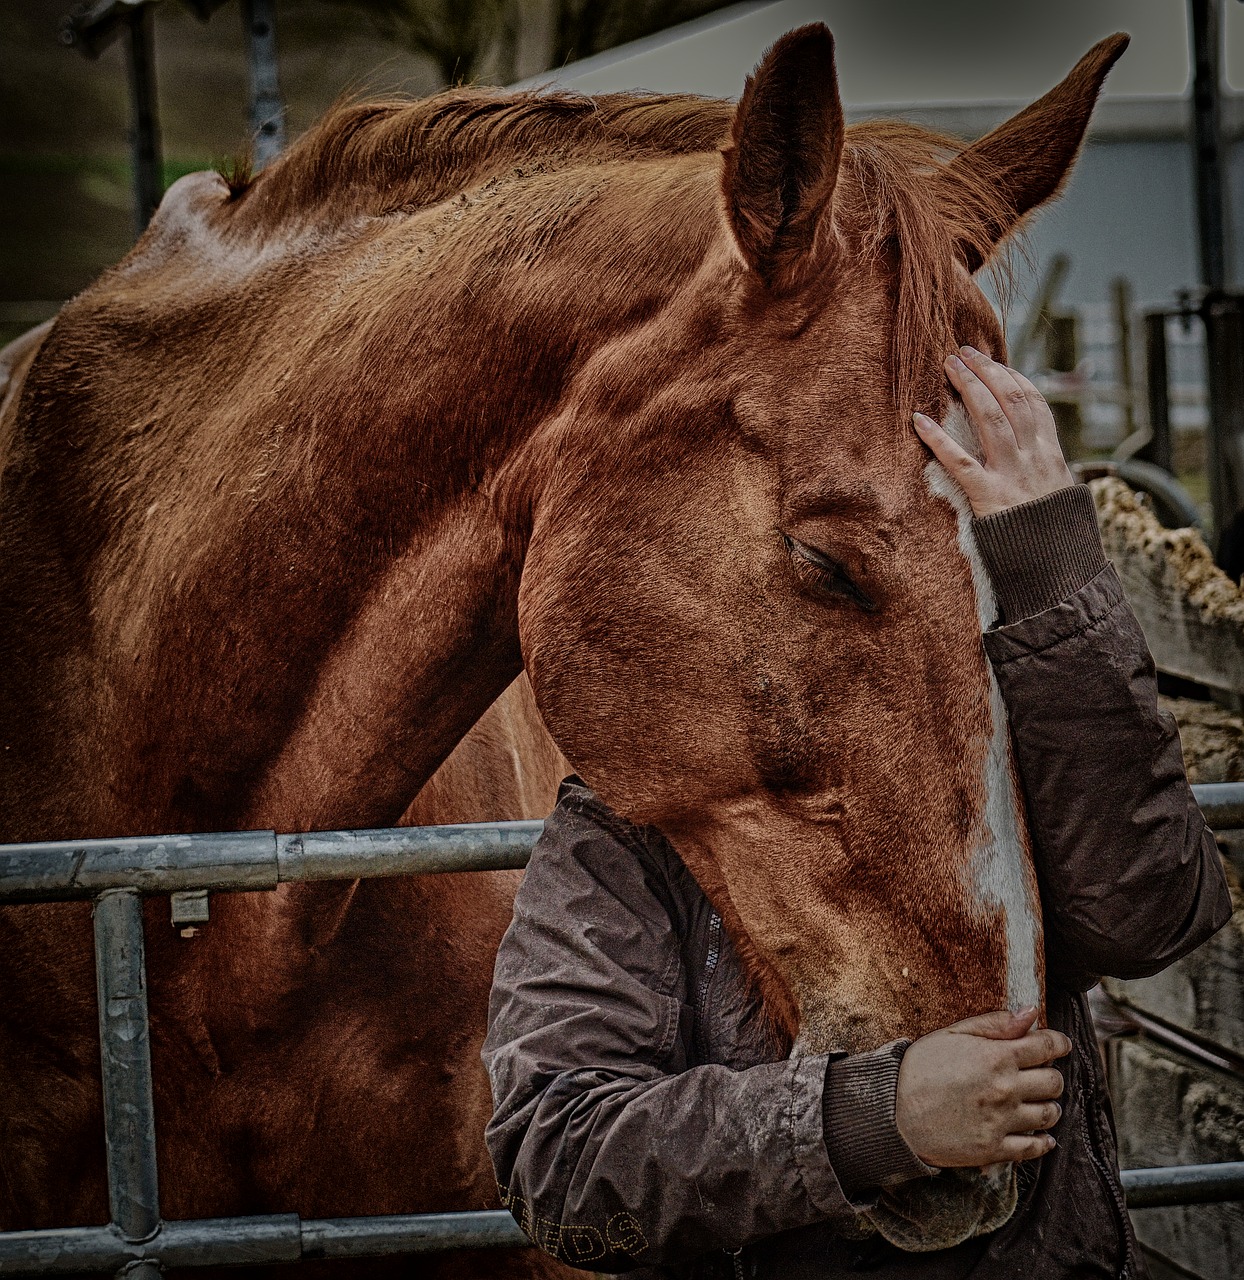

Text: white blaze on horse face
xmin=924 ymin=405 xmax=1042 ymax=1013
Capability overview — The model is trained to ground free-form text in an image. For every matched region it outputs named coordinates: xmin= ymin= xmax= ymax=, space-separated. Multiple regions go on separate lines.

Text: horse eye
xmin=782 ymin=533 xmax=877 ymax=613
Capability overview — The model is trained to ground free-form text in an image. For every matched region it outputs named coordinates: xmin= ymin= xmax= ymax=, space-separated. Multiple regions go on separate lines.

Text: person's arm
xmin=483 ymin=786 xmax=925 ymax=1272
xmin=915 ymin=347 xmax=1233 ymax=991
xmin=976 ymin=487 xmax=1232 ymax=986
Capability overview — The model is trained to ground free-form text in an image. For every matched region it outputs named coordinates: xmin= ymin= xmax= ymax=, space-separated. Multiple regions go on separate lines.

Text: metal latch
xmin=170 ymin=889 xmax=210 ymax=935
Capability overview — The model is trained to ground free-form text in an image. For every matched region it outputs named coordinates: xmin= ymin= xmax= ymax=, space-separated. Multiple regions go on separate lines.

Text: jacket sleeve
xmin=481 ymin=793 xmax=860 ymax=1273
xmin=974 ymin=484 xmax=1233 ymax=989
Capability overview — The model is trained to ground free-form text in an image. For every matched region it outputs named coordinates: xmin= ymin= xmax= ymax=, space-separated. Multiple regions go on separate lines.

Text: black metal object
xmin=1181 ymin=2 xmax=1244 ymax=573
xmin=242 ymin=0 xmax=284 ymax=167
xmin=1134 ymin=290 xmax=1244 ymax=565
xmin=123 ymin=2 xmax=162 ymax=233
xmin=1139 ymin=311 xmax=1174 ymax=474
xmin=1110 ymin=1001 xmax=1244 ymax=1080
xmin=1204 ymin=292 xmax=1244 ymax=577
xmin=1123 ymin=1161 xmax=1244 ymax=1209
xmin=3 ymin=789 xmax=1244 ymax=1273
xmin=1189 ymin=0 xmax=1228 ymax=293
xmin=61 ymin=1 xmax=164 ymax=234
xmin=1074 ymin=458 xmax=1204 ymax=531
xmin=60 ymin=1 xmax=286 ymax=231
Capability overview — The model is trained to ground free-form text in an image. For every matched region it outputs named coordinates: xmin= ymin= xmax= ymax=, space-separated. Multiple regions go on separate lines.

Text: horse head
xmin=515 ymin=25 xmax=1127 ymax=1246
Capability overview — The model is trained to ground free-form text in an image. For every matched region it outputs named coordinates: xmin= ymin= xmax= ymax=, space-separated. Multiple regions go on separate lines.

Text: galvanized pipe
xmin=300 ymin=1210 xmax=529 ymax=1258
xmin=0 ymin=823 xmax=542 ymax=902
xmin=1192 ymin=780 xmax=1244 ymax=829
xmin=7 ymin=785 xmax=1244 ymax=903
xmin=0 ymin=1211 xmax=526 ymax=1274
xmin=241 ymin=0 xmax=285 ymax=168
xmin=1122 ymin=1160 xmax=1244 ymax=1208
xmin=4 ymin=1169 xmax=1244 ymax=1277
xmin=93 ymin=891 xmax=159 ymax=1245
xmin=0 ymin=830 xmax=279 ymax=903
xmin=276 ymin=821 xmax=543 ymax=883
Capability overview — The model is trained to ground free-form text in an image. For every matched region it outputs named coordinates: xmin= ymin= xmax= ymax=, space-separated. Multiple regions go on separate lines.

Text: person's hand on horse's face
xmin=912 ymin=345 xmax=1077 ymax=518
xmin=895 ymin=1007 xmax=1071 ymax=1168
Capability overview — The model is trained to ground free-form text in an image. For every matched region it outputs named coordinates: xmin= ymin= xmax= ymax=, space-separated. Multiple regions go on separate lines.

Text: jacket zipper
xmin=695 ymin=910 xmax=722 ymax=1061
xmin=1071 ymin=994 xmax=1134 ymax=1280
xmin=698 ymin=911 xmax=739 ymax=1280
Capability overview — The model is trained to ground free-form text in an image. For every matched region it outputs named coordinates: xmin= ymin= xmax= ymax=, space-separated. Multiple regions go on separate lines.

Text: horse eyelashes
xmin=782 ymin=533 xmax=878 ymax=613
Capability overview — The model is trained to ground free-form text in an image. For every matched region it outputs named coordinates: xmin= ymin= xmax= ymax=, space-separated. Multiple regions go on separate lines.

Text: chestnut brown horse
xmin=0 ymin=23 xmax=1126 ymax=1262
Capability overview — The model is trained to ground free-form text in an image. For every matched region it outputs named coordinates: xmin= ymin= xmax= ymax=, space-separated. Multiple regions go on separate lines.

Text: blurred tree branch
xmin=330 ymin=0 xmax=509 ymax=84
xmin=549 ymin=0 xmax=730 ymax=70
xmin=330 ymin=0 xmax=736 ymax=86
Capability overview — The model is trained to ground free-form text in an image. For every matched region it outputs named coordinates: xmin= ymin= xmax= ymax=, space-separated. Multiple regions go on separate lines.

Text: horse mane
xmin=222 ymin=88 xmax=1020 ymax=420
xmin=226 ymin=88 xmax=735 ymax=228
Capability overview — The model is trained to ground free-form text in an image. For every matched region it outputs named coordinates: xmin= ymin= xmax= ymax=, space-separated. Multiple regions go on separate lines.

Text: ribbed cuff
xmin=972 ymin=483 xmax=1108 ymax=624
xmin=822 ymin=1040 xmax=935 ymax=1197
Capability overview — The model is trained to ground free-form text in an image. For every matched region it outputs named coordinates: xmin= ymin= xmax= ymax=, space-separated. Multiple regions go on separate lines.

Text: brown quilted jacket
xmin=483 ymin=485 xmax=1232 ymax=1279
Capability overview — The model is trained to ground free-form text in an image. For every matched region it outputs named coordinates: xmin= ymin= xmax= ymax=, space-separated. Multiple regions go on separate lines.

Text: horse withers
xmin=0 ymin=23 xmax=1127 ymax=1267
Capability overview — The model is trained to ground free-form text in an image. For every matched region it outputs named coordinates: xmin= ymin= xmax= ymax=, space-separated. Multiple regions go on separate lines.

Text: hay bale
xmin=1161 ymin=696 xmax=1244 ymax=784
xmin=1090 ymin=477 xmax=1244 ymax=693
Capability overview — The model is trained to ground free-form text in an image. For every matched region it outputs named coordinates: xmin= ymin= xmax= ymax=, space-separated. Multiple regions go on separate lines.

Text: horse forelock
xmin=835 ymin=120 xmax=1023 ymax=429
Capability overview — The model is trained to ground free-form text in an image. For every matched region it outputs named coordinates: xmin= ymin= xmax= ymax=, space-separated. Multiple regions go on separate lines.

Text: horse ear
xmin=722 ymin=23 xmax=844 ymax=293
xmin=949 ymin=33 xmax=1130 ymax=270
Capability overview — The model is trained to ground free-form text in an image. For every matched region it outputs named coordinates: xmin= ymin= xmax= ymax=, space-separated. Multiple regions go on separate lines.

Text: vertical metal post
xmin=123 ymin=2 xmax=163 ymax=234
xmin=93 ymin=889 xmax=160 ymax=1274
xmin=1189 ymin=0 xmax=1228 ymax=291
xmin=1113 ymin=277 xmax=1136 ymax=438
xmin=1205 ymin=294 xmax=1244 ymax=576
xmin=1140 ymin=311 xmax=1174 ymax=473
xmin=242 ymin=0 xmax=285 ymax=169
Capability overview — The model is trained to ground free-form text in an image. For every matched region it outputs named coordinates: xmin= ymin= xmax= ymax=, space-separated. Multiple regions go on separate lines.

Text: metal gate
xmin=2 ymin=789 xmax=1244 ymax=1276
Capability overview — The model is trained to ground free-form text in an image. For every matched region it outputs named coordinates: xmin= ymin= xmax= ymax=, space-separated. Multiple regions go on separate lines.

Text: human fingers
xmin=997 ymin=1132 xmax=1057 ymax=1163
xmin=955 ymin=345 xmax=1041 ymax=440
xmin=943 ymin=351 xmax=1021 ymax=461
xmin=1010 ymin=1027 xmax=1072 ymax=1068
xmin=1015 ymin=1066 xmax=1066 ymax=1102
xmin=944 ymin=1007 xmax=1038 ymax=1040
xmin=1009 ymin=368 xmax=1063 ymax=451
xmin=912 ymin=411 xmax=989 ymax=492
xmin=1009 ymin=1100 xmax=1063 ymax=1134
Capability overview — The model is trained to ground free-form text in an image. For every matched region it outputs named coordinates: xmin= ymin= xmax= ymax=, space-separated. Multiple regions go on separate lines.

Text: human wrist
xmin=821 ymin=1040 xmax=936 ymax=1198
xmin=972 ymin=483 xmax=1107 ymax=624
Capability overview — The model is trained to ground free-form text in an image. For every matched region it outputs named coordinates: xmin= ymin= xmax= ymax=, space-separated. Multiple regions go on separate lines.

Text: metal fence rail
xmin=2 ymin=783 xmax=1243 ymax=1275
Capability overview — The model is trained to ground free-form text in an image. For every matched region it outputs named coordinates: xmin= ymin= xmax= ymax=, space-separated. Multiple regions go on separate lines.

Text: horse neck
xmin=1 ymin=160 xmax=713 ymax=839
xmin=235 ymin=167 xmax=717 ymax=831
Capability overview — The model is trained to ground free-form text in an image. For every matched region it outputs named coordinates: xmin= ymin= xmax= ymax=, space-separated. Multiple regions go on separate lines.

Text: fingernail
xmin=913 ymin=412 xmax=932 ymax=428
xmin=960 ymin=344 xmax=982 ymax=358
xmin=1014 ymin=1004 xmax=1038 ymax=1019
xmin=946 ymin=353 xmax=967 ymax=371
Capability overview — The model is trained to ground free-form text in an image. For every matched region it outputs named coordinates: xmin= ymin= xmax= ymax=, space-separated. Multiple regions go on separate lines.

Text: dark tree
xmin=334 ymin=0 xmax=736 ymax=86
